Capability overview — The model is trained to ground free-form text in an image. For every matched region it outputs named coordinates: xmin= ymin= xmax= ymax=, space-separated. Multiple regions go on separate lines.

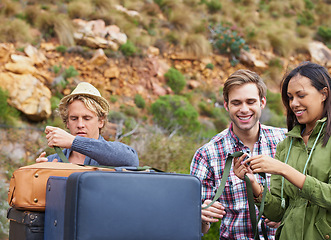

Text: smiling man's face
xmin=66 ymin=100 xmax=103 ymax=140
xmin=224 ymin=83 xmax=266 ymax=135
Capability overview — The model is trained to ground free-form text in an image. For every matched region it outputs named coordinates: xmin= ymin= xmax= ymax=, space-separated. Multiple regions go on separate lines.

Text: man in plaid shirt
xmin=191 ymin=69 xmax=287 ymax=239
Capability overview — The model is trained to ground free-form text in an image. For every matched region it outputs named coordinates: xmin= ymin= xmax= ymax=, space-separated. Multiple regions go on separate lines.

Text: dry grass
xmin=0 ymin=0 xmax=21 ymax=17
xmin=0 ymin=18 xmax=32 ymax=43
xmin=54 ymin=15 xmax=75 ymax=46
xmin=183 ymin=34 xmax=212 ymax=57
xmin=67 ymin=0 xmax=94 ymax=19
xmin=168 ymin=7 xmax=194 ymax=32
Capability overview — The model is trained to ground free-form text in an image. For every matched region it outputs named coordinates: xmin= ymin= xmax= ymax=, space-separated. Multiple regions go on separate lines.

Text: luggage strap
xmin=53 ymin=146 xmax=163 ymax=172
xmin=54 ymin=146 xmax=69 ymax=163
xmin=202 ymin=151 xmax=268 ymax=240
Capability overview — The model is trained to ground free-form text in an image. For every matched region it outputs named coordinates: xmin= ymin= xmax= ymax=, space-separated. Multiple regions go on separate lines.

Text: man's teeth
xmin=239 ymin=116 xmax=250 ymax=120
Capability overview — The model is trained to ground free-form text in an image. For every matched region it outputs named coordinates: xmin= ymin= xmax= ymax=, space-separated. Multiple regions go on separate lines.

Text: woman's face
xmin=287 ymin=74 xmax=327 ymax=129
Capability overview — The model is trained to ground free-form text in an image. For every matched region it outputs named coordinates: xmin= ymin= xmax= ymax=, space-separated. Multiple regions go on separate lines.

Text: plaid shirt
xmin=191 ymin=123 xmax=286 ymax=240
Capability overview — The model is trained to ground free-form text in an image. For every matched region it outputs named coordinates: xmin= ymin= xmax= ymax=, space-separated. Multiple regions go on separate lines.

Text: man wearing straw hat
xmin=36 ymin=82 xmax=139 ymax=166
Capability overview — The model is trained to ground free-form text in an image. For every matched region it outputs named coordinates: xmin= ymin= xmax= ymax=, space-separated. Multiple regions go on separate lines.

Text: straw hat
xmin=60 ymin=82 xmax=110 ymax=112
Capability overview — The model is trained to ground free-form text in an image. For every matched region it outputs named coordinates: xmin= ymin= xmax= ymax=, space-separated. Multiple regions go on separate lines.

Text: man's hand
xmin=201 ymin=200 xmax=226 ymax=233
xmin=45 ymin=126 xmax=75 ymax=149
xmin=36 ymin=151 xmax=58 ymax=163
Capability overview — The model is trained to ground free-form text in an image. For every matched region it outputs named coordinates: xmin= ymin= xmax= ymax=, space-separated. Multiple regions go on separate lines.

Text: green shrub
xmin=266 ymin=90 xmax=284 ymax=116
xmin=56 ymin=45 xmax=67 ymax=53
xmin=0 ymin=87 xmax=20 ymax=125
xmin=317 ymin=25 xmax=331 ymax=42
xmin=205 ymin=63 xmax=214 ymax=70
xmin=120 ymin=41 xmax=136 ymax=56
xmin=120 ymin=105 xmax=138 ymax=117
xmin=297 ymin=10 xmax=314 ymax=26
xmin=209 ymin=23 xmax=249 ymax=65
xmin=50 ymin=96 xmax=61 ymax=111
xmin=151 ymin=95 xmax=200 ymax=133
xmin=164 ymin=68 xmax=186 ymax=94
xmin=63 ymin=65 xmax=79 ymax=80
xmin=110 ymin=95 xmax=118 ymax=103
xmin=202 ymin=0 xmax=222 ymax=13
xmin=134 ymin=94 xmax=146 ymax=109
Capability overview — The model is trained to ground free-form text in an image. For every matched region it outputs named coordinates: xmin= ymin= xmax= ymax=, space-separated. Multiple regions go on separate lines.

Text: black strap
xmin=203 ymin=151 xmax=268 ymax=239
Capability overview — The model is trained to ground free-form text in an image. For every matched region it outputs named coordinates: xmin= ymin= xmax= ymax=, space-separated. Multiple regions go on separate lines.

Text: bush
xmin=63 ymin=66 xmax=79 ymax=80
xmin=134 ymin=94 xmax=146 ymax=109
xmin=317 ymin=25 xmax=331 ymax=42
xmin=209 ymin=23 xmax=249 ymax=65
xmin=0 ymin=87 xmax=20 ymax=125
xmin=151 ymin=95 xmax=200 ymax=133
xmin=205 ymin=63 xmax=214 ymax=70
xmin=164 ymin=68 xmax=186 ymax=94
xmin=120 ymin=41 xmax=137 ymax=56
xmin=202 ymin=0 xmax=222 ymax=13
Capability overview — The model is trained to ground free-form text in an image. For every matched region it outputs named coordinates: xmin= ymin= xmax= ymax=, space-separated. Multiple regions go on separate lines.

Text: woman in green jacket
xmin=233 ymin=62 xmax=331 ymax=240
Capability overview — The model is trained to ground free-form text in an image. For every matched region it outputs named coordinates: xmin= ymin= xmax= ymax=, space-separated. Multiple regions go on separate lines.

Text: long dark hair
xmin=281 ymin=62 xmax=331 ymax=146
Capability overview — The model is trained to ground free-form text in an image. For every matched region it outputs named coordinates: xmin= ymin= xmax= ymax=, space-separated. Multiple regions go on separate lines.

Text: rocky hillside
xmin=0 ymin=0 xmax=331 ymax=238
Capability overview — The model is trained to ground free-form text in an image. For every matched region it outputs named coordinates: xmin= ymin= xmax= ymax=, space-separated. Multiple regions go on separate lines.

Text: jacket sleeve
xmin=300 ymin=175 xmax=331 ymax=209
xmin=258 ymin=140 xmax=288 ymax=222
xmin=71 ymin=136 xmax=139 ymax=167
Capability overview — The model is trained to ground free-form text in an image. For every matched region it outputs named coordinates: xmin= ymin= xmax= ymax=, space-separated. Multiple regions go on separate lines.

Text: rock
xmin=5 ymin=62 xmax=37 ymax=75
xmin=104 ymin=66 xmax=120 ymax=79
xmin=239 ymin=49 xmax=267 ymax=68
xmin=90 ymin=48 xmax=108 ymax=66
xmin=24 ymin=45 xmax=47 ymax=67
xmin=10 ymin=54 xmax=34 ymax=65
xmin=0 ymin=72 xmax=51 ymax=121
xmin=152 ymin=82 xmax=167 ymax=96
xmin=147 ymin=46 xmax=160 ymax=57
xmin=0 ymin=43 xmax=15 ymax=63
xmin=308 ymin=41 xmax=331 ymax=67
xmin=188 ymin=80 xmax=200 ymax=89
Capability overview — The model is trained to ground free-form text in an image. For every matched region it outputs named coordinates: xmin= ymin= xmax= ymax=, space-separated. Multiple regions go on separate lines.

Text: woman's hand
xmin=243 ymin=155 xmax=285 ymax=176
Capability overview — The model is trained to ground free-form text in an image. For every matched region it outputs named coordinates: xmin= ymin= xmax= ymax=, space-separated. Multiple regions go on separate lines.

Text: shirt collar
xmin=228 ymin=122 xmax=263 ymax=147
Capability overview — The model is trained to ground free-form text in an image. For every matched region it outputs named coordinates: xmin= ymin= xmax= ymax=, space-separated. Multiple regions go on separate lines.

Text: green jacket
xmin=262 ymin=118 xmax=331 ymax=240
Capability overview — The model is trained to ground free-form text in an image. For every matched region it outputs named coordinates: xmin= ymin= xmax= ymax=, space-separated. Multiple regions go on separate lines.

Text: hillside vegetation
xmin=0 ymin=0 xmax=331 ymax=239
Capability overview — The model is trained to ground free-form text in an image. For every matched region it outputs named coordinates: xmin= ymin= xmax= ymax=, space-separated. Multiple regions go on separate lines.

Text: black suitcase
xmin=64 ymin=171 xmax=202 ymax=240
xmin=7 ymin=207 xmax=44 ymax=240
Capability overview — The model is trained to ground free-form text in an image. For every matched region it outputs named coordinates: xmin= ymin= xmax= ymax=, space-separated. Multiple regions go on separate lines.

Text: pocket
xmin=315 ymin=216 xmax=331 ymax=239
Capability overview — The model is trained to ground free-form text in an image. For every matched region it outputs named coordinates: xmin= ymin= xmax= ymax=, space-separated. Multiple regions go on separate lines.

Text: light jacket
xmin=261 ymin=118 xmax=331 ymax=240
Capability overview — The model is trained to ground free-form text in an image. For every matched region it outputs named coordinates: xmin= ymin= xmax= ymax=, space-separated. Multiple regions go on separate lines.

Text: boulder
xmin=0 ymin=72 xmax=51 ymax=121
xmin=308 ymin=41 xmax=331 ymax=67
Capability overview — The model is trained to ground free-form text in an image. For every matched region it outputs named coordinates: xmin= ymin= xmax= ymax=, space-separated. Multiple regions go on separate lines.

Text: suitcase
xmin=7 ymin=207 xmax=44 ymax=240
xmin=64 ymin=171 xmax=202 ymax=240
xmin=44 ymin=176 xmax=67 ymax=240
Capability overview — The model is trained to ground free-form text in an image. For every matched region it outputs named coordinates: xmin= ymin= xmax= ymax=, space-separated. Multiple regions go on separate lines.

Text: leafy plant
xmin=63 ymin=65 xmax=79 ymax=80
xmin=164 ymin=68 xmax=186 ymax=94
xmin=205 ymin=63 xmax=214 ymax=70
xmin=0 ymin=87 xmax=20 ymax=125
xmin=209 ymin=23 xmax=249 ymax=65
xmin=151 ymin=95 xmax=200 ymax=133
xmin=120 ymin=41 xmax=137 ymax=56
xmin=202 ymin=0 xmax=222 ymax=13
xmin=134 ymin=94 xmax=146 ymax=109
xmin=317 ymin=25 xmax=331 ymax=43
xmin=56 ymin=45 xmax=67 ymax=53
